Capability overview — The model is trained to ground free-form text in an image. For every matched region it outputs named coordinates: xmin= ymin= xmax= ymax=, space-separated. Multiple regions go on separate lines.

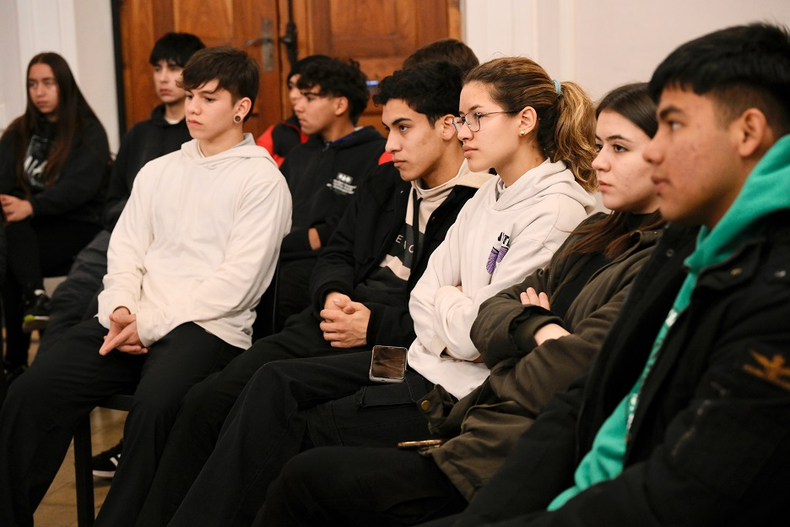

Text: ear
xmin=518 ymin=106 xmax=538 ymax=136
xmin=235 ymin=97 xmax=253 ymax=121
xmin=734 ymin=108 xmax=772 ymax=159
xmin=437 ymin=114 xmax=457 ymax=140
xmin=333 ymin=96 xmax=350 ymax=118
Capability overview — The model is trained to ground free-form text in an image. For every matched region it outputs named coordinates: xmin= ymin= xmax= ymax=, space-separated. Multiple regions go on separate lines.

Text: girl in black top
xmin=0 ymin=52 xmax=110 ymax=373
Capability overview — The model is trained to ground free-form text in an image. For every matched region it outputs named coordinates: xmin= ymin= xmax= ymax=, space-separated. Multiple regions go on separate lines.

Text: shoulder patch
xmin=743 ymin=350 xmax=790 ymax=391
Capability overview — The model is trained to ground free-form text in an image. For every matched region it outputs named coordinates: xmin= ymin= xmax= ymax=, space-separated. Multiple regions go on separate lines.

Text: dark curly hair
xmin=296 ymin=58 xmax=369 ymax=124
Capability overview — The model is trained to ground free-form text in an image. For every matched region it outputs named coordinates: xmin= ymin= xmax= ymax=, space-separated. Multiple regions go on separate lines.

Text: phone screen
xmin=369 ymin=345 xmax=408 ymax=383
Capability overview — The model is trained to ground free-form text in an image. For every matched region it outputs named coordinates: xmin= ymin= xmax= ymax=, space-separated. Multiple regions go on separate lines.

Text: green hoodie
xmin=548 ymin=133 xmax=790 ymax=510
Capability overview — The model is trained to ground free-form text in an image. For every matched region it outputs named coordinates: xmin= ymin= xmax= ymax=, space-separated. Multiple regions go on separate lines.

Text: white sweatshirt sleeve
xmin=97 ymin=168 xmax=153 ymax=328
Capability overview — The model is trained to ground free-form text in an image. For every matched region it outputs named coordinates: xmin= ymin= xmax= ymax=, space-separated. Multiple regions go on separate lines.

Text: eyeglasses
xmin=452 ymin=111 xmax=513 ymax=133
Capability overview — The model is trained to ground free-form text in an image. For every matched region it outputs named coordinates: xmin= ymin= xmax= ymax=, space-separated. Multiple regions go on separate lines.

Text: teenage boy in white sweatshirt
xmin=0 ymin=46 xmax=292 ymax=527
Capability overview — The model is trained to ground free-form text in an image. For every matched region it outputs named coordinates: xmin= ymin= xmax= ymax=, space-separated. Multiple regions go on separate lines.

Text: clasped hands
xmin=319 ymin=292 xmax=370 ymax=348
xmin=99 ymin=307 xmax=148 ymax=356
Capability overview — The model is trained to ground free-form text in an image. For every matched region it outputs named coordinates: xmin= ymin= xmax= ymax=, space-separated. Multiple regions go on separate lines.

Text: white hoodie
xmin=407 ymin=159 xmax=595 ymax=398
xmin=98 ymin=134 xmax=292 ymax=349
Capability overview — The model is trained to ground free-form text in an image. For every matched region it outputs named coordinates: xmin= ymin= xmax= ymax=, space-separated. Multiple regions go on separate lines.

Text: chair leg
xmin=74 ymin=413 xmax=95 ymax=527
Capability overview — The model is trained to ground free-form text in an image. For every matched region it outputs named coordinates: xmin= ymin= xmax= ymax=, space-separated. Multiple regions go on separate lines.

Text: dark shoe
xmin=22 ymin=290 xmax=50 ymax=333
xmin=92 ymin=439 xmax=123 ymax=478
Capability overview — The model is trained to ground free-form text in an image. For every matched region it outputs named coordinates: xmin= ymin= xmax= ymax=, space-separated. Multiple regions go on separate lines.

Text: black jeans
xmin=261 ymin=445 xmax=468 ymax=526
xmin=168 ymin=351 xmax=437 ymax=527
xmin=0 ymin=319 xmax=242 ymax=527
xmin=135 ymin=307 xmax=356 ymax=527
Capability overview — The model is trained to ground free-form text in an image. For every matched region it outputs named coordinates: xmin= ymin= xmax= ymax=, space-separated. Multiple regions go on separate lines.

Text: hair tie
xmin=553 ymin=79 xmax=562 ymax=98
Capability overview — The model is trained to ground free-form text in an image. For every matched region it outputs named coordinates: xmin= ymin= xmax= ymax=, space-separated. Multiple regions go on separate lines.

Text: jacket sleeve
xmin=477 ymin=289 xmax=790 ymax=526
xmin=28 ymin=119 xmax=109 ymax=217
xmin=309 ymin=191 xmax=362 ymax=312
xmin=470 ymin=269 xmax=559 ymax=368
xmin=490 ymin=278 xmax=636 ymax=418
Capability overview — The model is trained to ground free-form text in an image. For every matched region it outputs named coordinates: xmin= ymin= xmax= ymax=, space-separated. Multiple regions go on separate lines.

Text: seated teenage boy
xmin=255 ymin=54 xmax=329 ymax=166
xmin=421 ymin=22 xmax=790 ymax=527
xmin=131 ymin=60 xmax=489 ymax=527
xmin=268 ymin=56 xmax=390 ymax=333
xmin=35 ymin=32 xmax=205 ymax=349
xmin=0 ymin=46 xmax=292 ymax=527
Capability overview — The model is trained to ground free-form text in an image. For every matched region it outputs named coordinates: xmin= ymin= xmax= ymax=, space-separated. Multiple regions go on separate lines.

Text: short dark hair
xmin=373 ymin=61 xmax=463 ymax=125
xmin=649 ymin=23 xmax=790 ymax=136
xmin=149 ymin=32 xmax=205 ymax=68
xmin=295 ymin=58 xmax=369 ymax=124
xmin=402 ymin=38 xmax=479 ymax=75
xmin=181 ymin=47 xmax=260 ymax=121
xmin=287 ymin=54 xmax=331 ymax=82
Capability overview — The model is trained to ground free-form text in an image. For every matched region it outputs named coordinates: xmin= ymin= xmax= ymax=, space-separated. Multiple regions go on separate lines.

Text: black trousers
xmin=167 ymin=351 xmax=438 ymax=527
xmin=135 ymin=307 xmax=357 ymax=527
xmin=2 ymin=217 xmax=100 ymax=367
xmin=260 ymin=445 xmax=468 ymax=526
xmin=0 ymin=319 xmax=242 ymax=527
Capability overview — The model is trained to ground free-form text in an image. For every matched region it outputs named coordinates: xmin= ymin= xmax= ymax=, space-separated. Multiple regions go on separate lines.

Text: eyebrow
xmin=190 ymin=85 xmax=220 ymax=95
xmin=459 ymin=104 xmax=482 ymax=115
xmin=658 ymin=105 xmax=682 ymax=120
xmin=390 ymin=117 xmax=412 ymax=126
xmin=595 ymin=133 xmax=633 ymax=143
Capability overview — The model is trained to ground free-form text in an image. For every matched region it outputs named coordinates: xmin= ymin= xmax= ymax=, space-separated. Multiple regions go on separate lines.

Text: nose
xmin=186 ymin=97 xmax=198 ymax=114
xmin=592 ymin=149 xmax=608 ymax=172
xmin=385 ymin=133 xmax=399 ymax=154
xmin=455 ymin=122 xmax=472 ymax=141
xmin=643 ymin=134 xmax=662 ymax=165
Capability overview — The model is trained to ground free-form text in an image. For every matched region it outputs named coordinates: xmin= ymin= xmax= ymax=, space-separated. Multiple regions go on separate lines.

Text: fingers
xmin=521 ymin=287 xmax=551 ymax=309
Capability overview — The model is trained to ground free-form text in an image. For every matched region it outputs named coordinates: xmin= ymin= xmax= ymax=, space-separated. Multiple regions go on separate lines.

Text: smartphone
xmin=369 ymin=345 xmax=408 ymax=383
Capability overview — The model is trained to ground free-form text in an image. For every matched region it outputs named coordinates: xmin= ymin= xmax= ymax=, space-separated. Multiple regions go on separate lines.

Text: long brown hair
xmin=464 ymin=57 xmax=597 ymax=192
xmin=3 ymin=52 xmax=104 ymax=192
xmin=563 ymin=83 xmax=664 ymax=259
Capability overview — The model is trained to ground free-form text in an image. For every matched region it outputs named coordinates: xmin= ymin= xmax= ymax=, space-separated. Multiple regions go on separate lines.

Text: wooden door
xmin=118 ymin=0 xmax=282 ymax=139
xmin=118 ymin=0 xmax=460 ymax=135
xmin=288 ymin=0 xmax=461 ymax=131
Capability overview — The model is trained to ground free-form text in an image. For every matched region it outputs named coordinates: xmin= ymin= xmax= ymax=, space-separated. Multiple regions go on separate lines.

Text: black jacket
xmin=453 ymin=216 xmax=790 ymax=526
xmin=103 ymin=104 xmax=192 ymax=230
xmin=279 ymin=126 xmax=386 ymax=260
xmin=310 ymin=162 xmax=480 ymax=349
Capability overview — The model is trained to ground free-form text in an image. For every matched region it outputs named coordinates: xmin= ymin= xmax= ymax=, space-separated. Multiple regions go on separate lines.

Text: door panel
xmin=119 ymin=0 xmax=460 ymax=136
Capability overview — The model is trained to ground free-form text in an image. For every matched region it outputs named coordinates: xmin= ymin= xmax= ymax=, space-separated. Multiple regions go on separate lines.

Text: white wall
xmin=463 ymin=0 xmax=790 ymax=101
xmin=0 ymin=0 xmax=119 ymax=151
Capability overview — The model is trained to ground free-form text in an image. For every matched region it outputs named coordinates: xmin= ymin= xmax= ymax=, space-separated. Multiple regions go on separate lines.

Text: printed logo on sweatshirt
xmin=328 ymin=172 xmax=357 ymax=195
xmin=743 ymin=350 xmax=790 ymax=391
xmin=486 ymin=232 xmax=511 ymax=275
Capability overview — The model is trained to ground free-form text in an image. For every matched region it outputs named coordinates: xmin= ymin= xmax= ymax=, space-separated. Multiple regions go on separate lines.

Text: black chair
xmin=73 ymin=393 xmax=134 ymax=527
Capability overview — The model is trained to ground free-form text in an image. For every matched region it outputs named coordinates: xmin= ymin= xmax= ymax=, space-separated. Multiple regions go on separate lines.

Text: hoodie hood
xmin=181 ymin=133 xmax=277 ymax=171
xmin=492 ymin=158 xmax=596 ymax=213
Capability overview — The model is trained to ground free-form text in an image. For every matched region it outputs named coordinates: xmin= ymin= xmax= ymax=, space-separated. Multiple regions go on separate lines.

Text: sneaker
xmin=22 ymin=290 xmax=50 ymax=333
xmin=92 ymin=439 xmax=123 ymax=478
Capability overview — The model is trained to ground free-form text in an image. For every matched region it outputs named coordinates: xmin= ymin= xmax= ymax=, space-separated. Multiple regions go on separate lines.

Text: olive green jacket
xmin=417 ymin=213 xmax=662 ymax=501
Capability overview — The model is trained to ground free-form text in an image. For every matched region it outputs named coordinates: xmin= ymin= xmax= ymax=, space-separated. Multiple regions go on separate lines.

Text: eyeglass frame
xmin=452 ymin=110 xmax=519 ymax=133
